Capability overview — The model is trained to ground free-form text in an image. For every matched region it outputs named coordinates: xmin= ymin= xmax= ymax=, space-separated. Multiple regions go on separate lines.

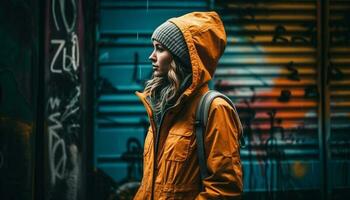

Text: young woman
xmin=134 ymin=11 xmax=243 ymax=199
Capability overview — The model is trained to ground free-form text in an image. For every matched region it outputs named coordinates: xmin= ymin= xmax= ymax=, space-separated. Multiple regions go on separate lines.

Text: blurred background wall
xmin=0 ymin=0 xmax=40 ymax=199
xmin=0 ymin=0 xmax=349 ymax=200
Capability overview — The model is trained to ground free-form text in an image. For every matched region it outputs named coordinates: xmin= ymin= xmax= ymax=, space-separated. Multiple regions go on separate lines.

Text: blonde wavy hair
xmin=144 ymin=58 xmax=190 ymax=115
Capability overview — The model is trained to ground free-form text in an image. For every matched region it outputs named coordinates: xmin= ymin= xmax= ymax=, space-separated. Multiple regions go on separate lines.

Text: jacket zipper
xmin=145 ymin=95 xmax=186 ymax=200
xmin=151 ymin=106 xmax=171 ymax=200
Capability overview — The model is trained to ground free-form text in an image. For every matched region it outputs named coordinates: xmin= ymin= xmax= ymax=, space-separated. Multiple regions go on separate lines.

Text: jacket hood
xmin=169 ymin=11 xmax=227 ymax=96
xmin=136 ymin=12 xmax=227 ymax=116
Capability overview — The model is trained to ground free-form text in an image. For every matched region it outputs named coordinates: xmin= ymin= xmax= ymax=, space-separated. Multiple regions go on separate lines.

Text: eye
xmin=155 ymin=45 xmax=165 ymax=52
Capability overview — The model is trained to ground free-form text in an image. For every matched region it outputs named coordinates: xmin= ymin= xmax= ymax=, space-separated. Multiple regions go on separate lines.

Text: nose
xmin=149 ymin=50 xmax=156 ymax=62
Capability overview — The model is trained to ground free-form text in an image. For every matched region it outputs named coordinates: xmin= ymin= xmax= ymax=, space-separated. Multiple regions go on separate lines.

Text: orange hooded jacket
xmin=134 ymin=11 xmax=243 ymax=200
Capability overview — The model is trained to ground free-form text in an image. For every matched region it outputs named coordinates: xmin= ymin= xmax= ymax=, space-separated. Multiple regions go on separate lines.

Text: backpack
xmin=194 ymin=90 xmax=245 ymax=184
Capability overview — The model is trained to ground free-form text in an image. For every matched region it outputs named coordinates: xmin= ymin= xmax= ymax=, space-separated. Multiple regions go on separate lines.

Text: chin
xmin=153 ymin=72 xmax=162 ymax=77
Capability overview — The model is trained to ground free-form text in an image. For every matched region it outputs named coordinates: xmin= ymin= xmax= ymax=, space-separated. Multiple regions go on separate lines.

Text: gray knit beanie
xmin=151 ymin=21 xmax=191 ymax=68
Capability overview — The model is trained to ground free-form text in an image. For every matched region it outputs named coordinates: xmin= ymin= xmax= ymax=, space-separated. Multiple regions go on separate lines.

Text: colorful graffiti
xmin=214 ymin=0 xmax=350 ymax=195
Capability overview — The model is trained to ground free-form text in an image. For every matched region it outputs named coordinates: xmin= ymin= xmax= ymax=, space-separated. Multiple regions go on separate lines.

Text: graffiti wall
xmin=215 ymin=0 xmax=321 ymax=195
xmin=44 ymin=0 xmax=85 ymax=199
xmin=0 ymin=0 xmax=94 ymax=199
xmin=214 ymin=1 xmax=350 ymax=198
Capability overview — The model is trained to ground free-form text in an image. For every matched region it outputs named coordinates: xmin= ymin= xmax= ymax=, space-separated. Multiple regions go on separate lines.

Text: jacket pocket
xmin=165 ymin=130 xmax=192 ymax=162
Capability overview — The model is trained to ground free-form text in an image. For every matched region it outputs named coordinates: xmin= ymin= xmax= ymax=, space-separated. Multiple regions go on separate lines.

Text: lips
xmin=152 ymin=64 xmax=158 ymax=71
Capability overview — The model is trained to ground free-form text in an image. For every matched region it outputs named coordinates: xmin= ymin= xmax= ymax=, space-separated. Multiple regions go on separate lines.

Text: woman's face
xmin=149 ymin=40 xmax=173 ymax=77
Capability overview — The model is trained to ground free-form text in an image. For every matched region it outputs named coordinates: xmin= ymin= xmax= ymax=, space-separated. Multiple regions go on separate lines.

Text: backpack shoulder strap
xmin=195 ymin=90 xmax=245 ymax=184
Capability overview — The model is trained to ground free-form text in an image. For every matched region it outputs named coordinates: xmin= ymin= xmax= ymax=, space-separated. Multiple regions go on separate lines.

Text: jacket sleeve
xmin=195 ymin=98 xmax=243 ymax=200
